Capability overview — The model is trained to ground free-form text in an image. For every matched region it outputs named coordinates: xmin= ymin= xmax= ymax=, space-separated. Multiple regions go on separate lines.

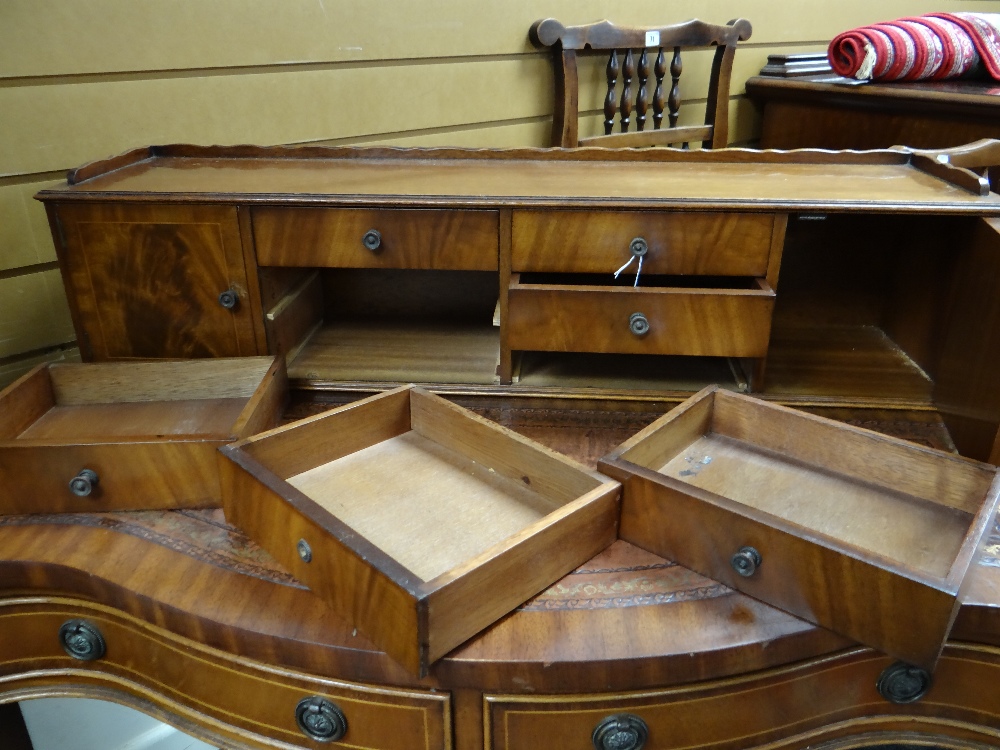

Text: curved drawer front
xmin=484 ymin=647 xmax=1000 ymax=750
xmin=507 ymin=279 xmax=775 ymax=357
xmin=0 ymin=600 xmax=450 ymax=750
xmin=511 ymin=210 xmax=774 ymax=276
xmin=252 ymin=206 xmax=499 ymax=270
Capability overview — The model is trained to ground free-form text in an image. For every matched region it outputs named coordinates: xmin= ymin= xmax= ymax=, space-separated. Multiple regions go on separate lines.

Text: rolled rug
xmin=827 ymin=13 xmax=1000 ymax=81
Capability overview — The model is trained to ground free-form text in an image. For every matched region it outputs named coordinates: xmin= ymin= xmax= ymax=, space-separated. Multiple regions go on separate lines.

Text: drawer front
xmin=507 ymin=281 xmax=774 ymax=357
xmin=0 ymin=600 xmax=450 ymax=750
xmin=253 ymin=207 xmax=499 ymax=270
xmin=0 ymin=442 xmax=223 ymax=514
xmin=485 ymin=647 xmax=1000 ymax=749
xmin=511 ymin=210 xmax=774 ymax=275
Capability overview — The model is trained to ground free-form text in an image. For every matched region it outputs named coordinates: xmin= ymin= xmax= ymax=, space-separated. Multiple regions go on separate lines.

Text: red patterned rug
xmin=829 ymin=13 xmax=1000 ymax=81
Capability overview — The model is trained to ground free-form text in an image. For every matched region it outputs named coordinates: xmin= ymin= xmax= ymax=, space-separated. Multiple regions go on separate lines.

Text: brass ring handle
xmin=218 ymin=289 xmax=238 ymax=310
xmin=362 ymin=229 xmax=382 ymax=251
xmin=877 ymin=662 xmax=931 ymax=704
xmin=629 ymin=237 xmax=648 ymax=258
xmin=295 ymin=696 xmax=347 ymax=742
xmin=592 ymin=713 xmax=648 ymax=750
xmin=629 ymin=312 xmax=650 ymax=337
xmin=59 ymin=619 xmax=106 ymax=661
xmin=69 ymin=469 xmax=99 ymax=497
xmin=730 ymin=546 xmax=762 ymax=577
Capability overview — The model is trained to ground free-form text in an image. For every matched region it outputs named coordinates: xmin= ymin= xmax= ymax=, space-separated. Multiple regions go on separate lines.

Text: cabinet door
xmin=54 ymin=203 xmax=261 ymax=360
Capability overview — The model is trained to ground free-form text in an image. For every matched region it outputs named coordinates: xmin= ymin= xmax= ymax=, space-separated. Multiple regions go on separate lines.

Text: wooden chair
xmin=530 ymin=17 xmax=752 ymax=149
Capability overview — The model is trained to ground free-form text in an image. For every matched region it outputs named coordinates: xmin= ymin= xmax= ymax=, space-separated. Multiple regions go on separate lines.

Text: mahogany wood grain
xmin=287 ymin=321 xmax=500 ymax=386
xmin=252 ymin=207 xmax=499 ymax=271
xmin=935 ymin=217 xmax=1000 ymax=462
xmin=486 ymin=647 xmax=1000 ymax=750
xmin=600 ymin=387 xmax=1000 ymax=670
xmin=507 ymin=276 xmax=774 ymax=357
xmin=262 ymin=271 xmax=324 ymax=358
xmin=510 ymin=210 xmax=774 ymax=276
xmin=747 ymin=70 xmax=1000 ymax=152
xmin=0 ymin=599 xmax=451 ymax=750
xmin=0 ymin=365 xmax=54 ymax=440
xmin=53 ymin=203 xmax=262 ymax=361
xmin=221 ymin=386 xmax=619 ymax=676
xmin=36 ymin=145 xmax=1000 ymax=215
xmin=45 ymin=358 xmax=277 ymax=404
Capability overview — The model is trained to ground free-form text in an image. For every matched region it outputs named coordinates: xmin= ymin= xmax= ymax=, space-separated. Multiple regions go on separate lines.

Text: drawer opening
xmin=260 ymin=268 xmax=501 ymax=386
xmin=513 ymin=351 xmax=750 ymax=395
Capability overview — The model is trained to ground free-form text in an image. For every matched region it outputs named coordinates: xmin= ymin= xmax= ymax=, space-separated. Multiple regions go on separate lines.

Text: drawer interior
xmin=261 ymin=267 xmax=501 ymax=386
xmin=288 ymin=429 xmax=563 ymax=581
xmin=1 ymin=359 xmax=278 ymax=443
xmin=17 ymin=399 xmax=249 ymax=440
xmin=619 ymin=388 xmax=996 ymax=580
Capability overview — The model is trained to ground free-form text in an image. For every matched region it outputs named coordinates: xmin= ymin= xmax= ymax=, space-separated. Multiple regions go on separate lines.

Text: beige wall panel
xmin=339 ymin=121 xmax=553 ymax=148
xmin=0 ymin=58 xmax=554 ymax=176
xmin=0 ymin=346 xmax=80 ymax=390
xmin=3 ymin=0 xmax=998 ymax=78
xmin=0 ymin=182 xmax=59 ymax=270
xmin=0 ymin=269 xmax=74 ymax=358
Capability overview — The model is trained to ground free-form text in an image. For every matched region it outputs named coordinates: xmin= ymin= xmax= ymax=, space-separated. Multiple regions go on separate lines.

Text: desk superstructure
xmin=4 ymin=144 xmax=1000 ymax=748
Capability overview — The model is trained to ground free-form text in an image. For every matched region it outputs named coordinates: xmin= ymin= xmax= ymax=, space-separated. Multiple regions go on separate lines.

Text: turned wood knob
xmin=218 ymin=289 xmax=238 ymax=309
xmin=362 ymin=229 xmax=382 ymax=251
xmin=69 ymin=469 xmax=99 ymax=497
xmin=59 ymin=619 xmax=106 ymax=661
xmin=592 ymin=713 xmax=648 ymax=750
xmin=629 ymin=312 xmax=650 ymax=337
xmin=629 ymin=237 xmax=648 ymax=257
xmin=295 ymin=696 xmax=347 ymax=742
xmin=730 ymin=546 xmax=762 ymax=577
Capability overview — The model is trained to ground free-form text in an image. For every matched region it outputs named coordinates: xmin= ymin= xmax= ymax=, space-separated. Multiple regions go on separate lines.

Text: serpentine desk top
xmin=2 ymin=405 xmax=999 ymax=694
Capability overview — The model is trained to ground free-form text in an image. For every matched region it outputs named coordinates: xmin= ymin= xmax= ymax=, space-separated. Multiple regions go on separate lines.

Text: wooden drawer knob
xmin=592 ymin=713 xmax=648 ymax=750
xmin=362 ymin=229 xmax=382 ymax=251
xmin=69 ymin=469 xmax=99 ymax=497
xmin=295 ymin=696 xmax=347 ymax=742
xmin=628 ymin=237 xmax=648 ymax=258
xmin=629 ymin=312 xmax=650 ymax=337
xmin=218 ymin=289 xmax=239 ymax=310
xmin=59 ymin=619 xmax=106 ymax=661
xmin=730 ymin=546 xmax=762 ymax=577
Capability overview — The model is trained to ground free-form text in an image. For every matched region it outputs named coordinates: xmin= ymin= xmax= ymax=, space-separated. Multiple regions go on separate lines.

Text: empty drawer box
xmin=0 ymin=356 xmax=286 ymax=514
xmin=219 ymin=384 xmax=620 ymax=676
xmin=599 ymin=386 xmax=1000 ymax=671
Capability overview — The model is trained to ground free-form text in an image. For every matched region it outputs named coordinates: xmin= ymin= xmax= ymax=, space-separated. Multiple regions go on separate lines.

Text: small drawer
xmin=220 ymin=385 xmax=619 ymax=676
xmin=0 ymin=357 xmax=286 ymax=514
xmin=507 ymin=274 xmax=775 ymax=357
xmin=252 ymin=206 xmax=499 ymax=270
xmin=599 ymin=387 xmax=1000 ymax=671
xmin=511 ymin=210 xmax=774 ymax=275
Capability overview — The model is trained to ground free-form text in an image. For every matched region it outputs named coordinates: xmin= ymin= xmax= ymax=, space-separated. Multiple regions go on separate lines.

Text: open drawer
xmin=507 ymin=273 xmax=775 ymax=357
xmin=219 ymin=385 xmax=620 ymax=676
xmin=598 ymin=386 xmax=1000 ymax=671
xmin=0 ymin=357 xmax=286 ymax=513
